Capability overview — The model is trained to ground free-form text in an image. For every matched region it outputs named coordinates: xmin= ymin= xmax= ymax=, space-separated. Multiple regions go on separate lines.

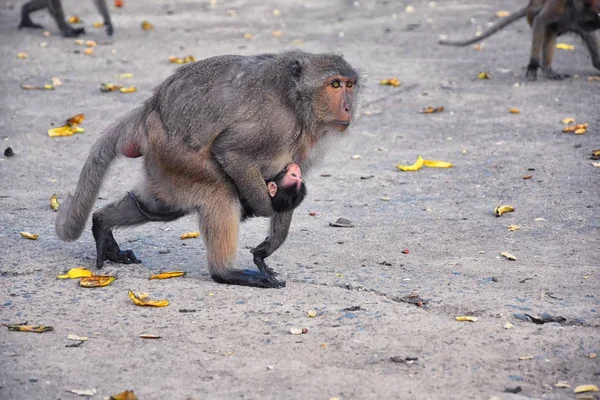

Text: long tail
xmin=439 ymin=7 xmax=528 ymax=46
xmin=55 ymin=107 xmax=145 ymax=241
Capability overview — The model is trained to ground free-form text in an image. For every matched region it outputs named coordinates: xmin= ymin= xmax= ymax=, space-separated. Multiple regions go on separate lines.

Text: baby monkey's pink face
xmin=268 ymin=163 xmax=303 ymax=197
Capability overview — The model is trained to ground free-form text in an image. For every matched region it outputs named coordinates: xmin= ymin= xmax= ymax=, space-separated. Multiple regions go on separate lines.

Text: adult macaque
xmin=19 ymin=0 xmax=113 ymax=37
xmin=55 ymin=50 xmax=359 ymax=288
xmin=439 ymin=0 xmax=600 ymax=80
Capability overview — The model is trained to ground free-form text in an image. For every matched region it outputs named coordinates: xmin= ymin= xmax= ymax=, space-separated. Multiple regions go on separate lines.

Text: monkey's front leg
xmin=252 ymin=210 xmax=294 ymax=277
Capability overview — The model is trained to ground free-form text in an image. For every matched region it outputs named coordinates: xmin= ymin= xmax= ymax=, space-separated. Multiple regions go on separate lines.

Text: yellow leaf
xmin=20 ymin=231 xmax=39 ymax=240
xmin=501 ymin=251 xmax=516 ymax=261
xmin=141 ymin=21 xmax=154 ymax=30
xmin=496 ymin=11 xmax=510 ymax=17
xmin=455 ymin=316 xmax=477 ymax=322
xmin=149 ymin=271 xmax=186 ymax=280
xmin=574 ymin=385 xmax=599 ymax=394
xmin=7 ymin=324 xmax=53 ymax=333
xmin=57 ymin=267 xmax=93 ymax=279
xmin=396 ymin=155 xmax=425 ymax=171
xmin=180 ymin=231 xmax=200 ymax=239
xmin=17 ymin=53 xmax=28 ymax=59
xmin=380 ymin=78 xmax=401 ymax=87
xmin=477 ymin=71 xmax=490 ymax=79
xmin=119 ymin=86 xmax=137 ymax=93
xmin=423 ymin=159 xmax=453 ymax=168
xmin=48 ymin=125 xmax=84 ymax=137
xmin=556 ymin=43 xmax=574 ymax=50
xmin=508 ymin=108 xmax=520 ymax=114
xmin=507 ymin=224 xmax=520 ymax=231
xmin=562 ymin=117 xmax=575 ymax=124
xmin=79 ymin=275 xmax=116 ymax=287
xmin=128 ymin=290 xmax=169 ymax=307
xmin=494 ymin=205 xmax=515 ymax=217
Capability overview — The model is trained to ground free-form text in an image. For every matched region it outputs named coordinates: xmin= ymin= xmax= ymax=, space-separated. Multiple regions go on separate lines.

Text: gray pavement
xmin=0 ymin=0 xmax=599 ymax=399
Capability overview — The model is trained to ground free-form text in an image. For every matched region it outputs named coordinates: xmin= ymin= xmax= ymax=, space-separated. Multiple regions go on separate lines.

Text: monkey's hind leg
xmin=91 ymin=190 xmax=185 ymax=269
xmin=201 ymin=200 xmax=285 ymax=288
xmin=19 ymin=0 xmax=46 ymax=30
xmin=47 ymin=0 xmax=85 ymax=37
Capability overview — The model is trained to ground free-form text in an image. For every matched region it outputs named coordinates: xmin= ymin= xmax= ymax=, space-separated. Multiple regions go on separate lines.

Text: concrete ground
xmin=0 ymin=0 xmax=598 ymax=399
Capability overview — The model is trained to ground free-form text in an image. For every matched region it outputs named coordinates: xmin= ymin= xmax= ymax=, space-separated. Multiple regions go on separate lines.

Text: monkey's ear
xmin=291 ymin=59 xmax=303 ymax=80
xmin=267 ymin=182 xmax=278 ymax=197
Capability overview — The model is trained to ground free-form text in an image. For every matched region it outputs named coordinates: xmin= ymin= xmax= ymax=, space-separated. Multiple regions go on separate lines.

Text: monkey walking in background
xmin=55 ymin=50 xmax=359 ymax=288
xmin=439 ymin=0 xmax=600 ymax=80
xmin=19 ymin=0 xmax=113 ymax=37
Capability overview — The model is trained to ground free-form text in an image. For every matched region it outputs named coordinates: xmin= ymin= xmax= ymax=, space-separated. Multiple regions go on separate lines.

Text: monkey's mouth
xmin=332 ymin=121 xmax=351 ymax=131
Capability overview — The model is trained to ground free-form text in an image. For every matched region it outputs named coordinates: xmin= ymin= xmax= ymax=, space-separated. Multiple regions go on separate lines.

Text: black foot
xmin=60 ymin=27 xmax=85 ymax=37
xmin=211 ymin=269 xmax=286 ymax=288
xmin=253 ymin=253 xmax=277 ymax=276
xmin=92 ymin=216 xmax=141 ymax=269
xmin=106 ymin=23 xmax=113 ymax=36
xmin=525 ymin=67 xmax=538 ymax=81
xmin=19 ymin=18 xmax=43 ymax=29
xmin=543 ymin=69 xmax=569 ymax=80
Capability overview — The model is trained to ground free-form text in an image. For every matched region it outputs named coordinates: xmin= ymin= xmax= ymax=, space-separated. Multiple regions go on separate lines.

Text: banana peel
xmin=149 ymin=271 xmax=186 ymax=280
xmin=57 ymin=267 xmax=93 ymax=279
xmin=574 ymin=385 xmax=599 ymax=394
xmin=423 ymin=159 xmax=453 ymax=168
xmin=79 ymin=275 xmax=116 ymax=287
xmin=397 ymin=155 xmax=424 ymax=171
xmin=455 ymin=316 xmax=477 ymax=322
xmin=7 ymin=324 xmax=53 ymax=333
xmin=20 ymin=231 xmax=39 ymax=240
xmin=110 ymin=390 xmax=138 ymax=400
xmin=494 ymin=205 xmax=515 ymax=217
xmin=48 ymin=125 xmax=84 ymax=137
xmin=128 ymin=290 xmax=169 ymax=307
xmin=180 ymin=231 xmax=200 ymax=239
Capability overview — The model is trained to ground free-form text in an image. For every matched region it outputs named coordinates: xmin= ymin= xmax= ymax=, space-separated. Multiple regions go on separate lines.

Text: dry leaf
xmin=507 ymin=224 xmax=520 ymax=231
xmin=455 ymin=316 xmax=477 ymax=322
xmin=563 ymin=123 xmax=588 ymax=132
xmin=180 ymin=231 xmax=200 ymax=239
xmin=110 ymin=390 xmax=138 ymax=400
xmin=307 ymin=310 xmax=317 ymax=318
xmin=380 ymin=78 xmax=401 ymax=87
xmin=423 ymin=159 xmax=453 ymax=168
xmin=523 ymin=174 xmax=533 ymax=179
xmin=397 ymin=155 xmax=424 ymax=171
xmin=508 ymin=108 xmax=520 ymax=114
xmin=139 ymin=334 xmax=161 ymax=339
xmin=57 ymin=267 xmax=93 ymax=279
xmin=556 ymin=43 xmax=575 ymax=50
xmin=477 ymin=71 xmax=490 ymax=79
xmin=149 ymin=271 xmax=186 ymax=280
xmin=562 ymin=117 xmax=575 ymax=124
xmin=420 ymin=106 xmax=444 ymax=113
xmin=7 ymin=324 xmax=53 ymax=333
xmin=496 ymin=10 xmax=510 ymax=17
xmin=20 ymin=231 xmax=39 ymax=240
xmin=67 ymin=334 xmax=88 ymax=341
xmin=574 ymin=385 xmax=599 ymax=394
xmin=128 ymin=290 xmax=169 ymax=307
xmin=67 ymin=114 xmax=84 ymax=127
xmin=501 ymin=251 xmax=517 ymax=261
xmin=141 ymin=21 xmax=153 ymax=30
xmin=17 ymin=53 xmax=28 ymax=59
xmin=79 ymin=275 xmax=116 ymax=287
xmin=494 ymin=205 xmax=515 ymax=217
xmin=519 ymin=355 xmax=534 ymax=360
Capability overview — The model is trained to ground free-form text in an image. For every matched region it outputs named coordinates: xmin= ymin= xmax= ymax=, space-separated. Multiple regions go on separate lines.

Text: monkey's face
xmin=317 ymin=76 xmax=358 ymax=131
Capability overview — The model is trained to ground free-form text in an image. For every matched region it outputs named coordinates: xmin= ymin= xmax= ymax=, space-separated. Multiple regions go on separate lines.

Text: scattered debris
xmin=420 ymin=106 xmax=444 ymax=113
xmin=507 ymin=225 xmax=520 ymax=231
xmin=79 ymin=275 xmax=116 ymax=287
xmin=50 ymin=194 xmax=60 ymax=211
xmin=307 ymin=310 xmax=317 ymax=318
xmin=329 ymin=217 xmax=354 ymax=228
xmin=455 ymin=316 xmax=477 ymax=322
xmin=178 ymin=309 xmax=196 ymax=313
xmin=477 ymin=71 xmax=490 ymax=79
xmin=57 ymin=267 xmax=93 ymax=279
xmin=505 ymin=386 xmax=522 ymax=394
xmin=20 ymin=232 xmax=39 ymax=240
xmin=501 ymin=251 xmax=516 ymax=261
xmin=494 ymin=205 xmax=515 ymax=217
xmin=574 ymin=385 xmax=599 ymax=394
xmin=128 ymin=290 xmax=169 ymax=307
xmin=66 ymin=388 xmax=97 ymax=397
xmin=289 ymin=327 xmax=308 ymax=335
xmin=342 ymin=306 xmax=363 ymax=312
xmin=109 ymin=390 xmax=137 ymax=400
xmin=555 ymin=381 xmax=570 ymax=388
xmin=141 ymin=21 xmax=154 ymax=30
xmin=67 ymin=334 xmax=88 ymax=341
xmin=390 ymin=356 xmax=418 ymax=364
xmin=169 ymin=55 xmax=195 ymax=64
xmin=139 ymin=334 xmax=161 ymax=339
xmin=4 ymin=147 xmax=14 ymax=157
xmin=556 ymin=43 xmax=575 ymax=50
xmin=508 ymin=108 xmax=520 ymax=114
xmin=180 ymin=231 xmax=200 ymax=239
xmin=380 ymin=78 xmax=401 ymax=87
xmin=5 ymin=323 xmax=53 ymax=333
xmin=149 ymin=271 xmax=185 ymax=280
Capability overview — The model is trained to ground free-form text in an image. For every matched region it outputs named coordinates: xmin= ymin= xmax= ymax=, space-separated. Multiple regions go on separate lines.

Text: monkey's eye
xmin=331 ymin=80 xmax=341 ymax=88
xmin=346 ymin=81 xmax=354 ymax=88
